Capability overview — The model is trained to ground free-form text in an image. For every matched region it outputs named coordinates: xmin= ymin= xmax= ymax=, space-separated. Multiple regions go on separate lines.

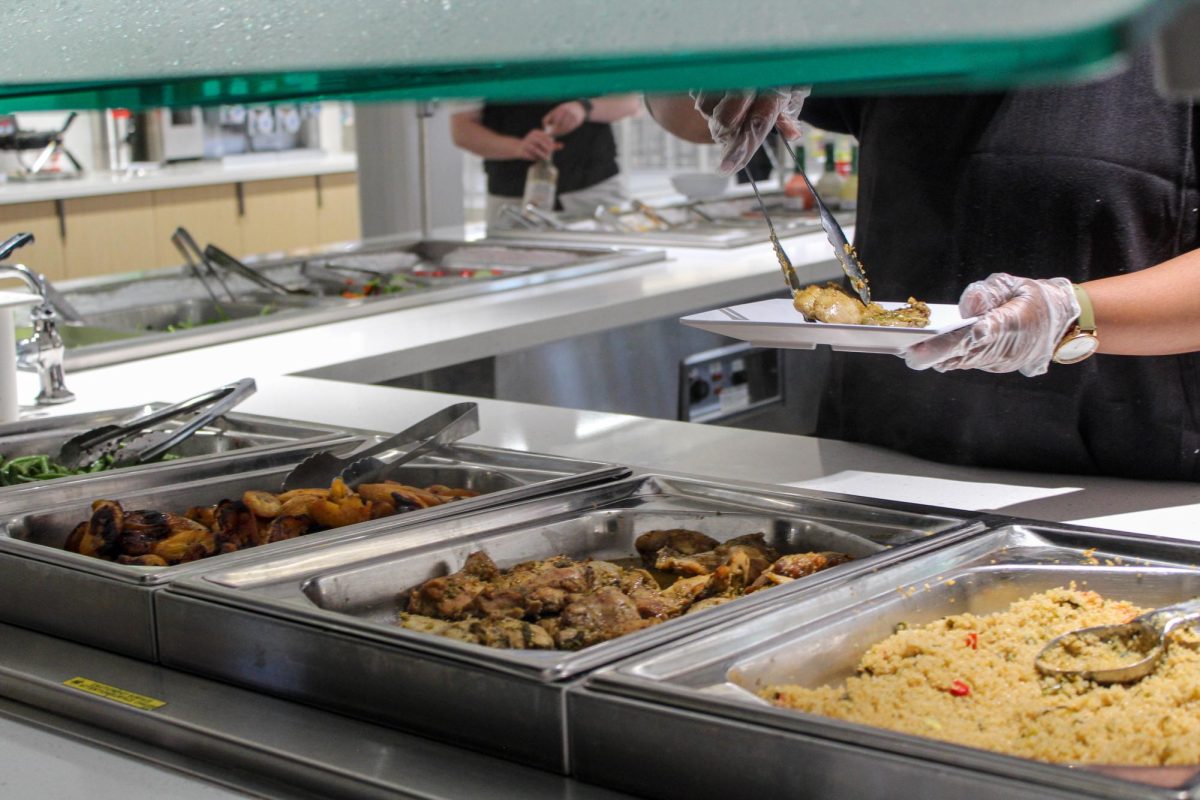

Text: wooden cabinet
xmin=0 ymin=201 xmax=66 ymax=281
xmin=62 ymin=193 xmax=157 ymax=279
xmin=151 ymin=184 xmax=243 ymax=266
xmin=239 ymin=177 xmax=321 ymax=256
xmin=316 ymin=172 xmax=361 ymax=245
xmin=0 ymin=170 xmax=359 ymax=281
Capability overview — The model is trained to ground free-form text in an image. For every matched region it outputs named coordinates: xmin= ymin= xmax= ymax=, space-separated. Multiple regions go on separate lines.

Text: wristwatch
xmin=577 ymin=97 xmax=593 ymax=120
xmin=1052 ymin=284 xmax=1099 ymax=365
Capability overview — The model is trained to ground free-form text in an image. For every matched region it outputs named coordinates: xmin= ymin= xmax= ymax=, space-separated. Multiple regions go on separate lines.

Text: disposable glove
xmin=690 ymin=87 xmax=810 ymax=175
xmin=904 ymin=273 xmax=1081 ymax=377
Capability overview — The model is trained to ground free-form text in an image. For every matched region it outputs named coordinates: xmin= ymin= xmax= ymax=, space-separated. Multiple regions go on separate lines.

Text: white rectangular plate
xmin=681 ymin=298 xmax=974 ymax=354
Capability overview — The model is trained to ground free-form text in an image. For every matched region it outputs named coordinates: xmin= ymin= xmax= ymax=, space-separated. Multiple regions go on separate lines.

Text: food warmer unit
xmin=0 ymin=0 xmax=1195 ymax=797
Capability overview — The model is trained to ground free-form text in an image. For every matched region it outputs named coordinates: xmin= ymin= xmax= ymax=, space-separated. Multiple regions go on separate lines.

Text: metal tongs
xmin=743 ymin=170 xmax=803 ymax=296
xmin=280 ymin=402 xmax=480 ymax=491
xmin=56 ymin=378 xmax=257 ymax=470
xmin=172 ymin=227 xmax=236 ymax=305
xmin=204 ymin=243 xmax=315 ymax=297
xmin=778 ymin=137 xmax=870 ymax=305
xmin=630 ymin=199 xmax=674 ymax=231
xmin=1035 ymin=596 xmax=1200 ymax=684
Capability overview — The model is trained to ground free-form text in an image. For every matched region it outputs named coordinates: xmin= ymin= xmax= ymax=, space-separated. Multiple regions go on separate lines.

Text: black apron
xmin=801 ymin=51 xmax=1200 ymax=480
xmin=480 ymin=102 xmax=619 ymax=208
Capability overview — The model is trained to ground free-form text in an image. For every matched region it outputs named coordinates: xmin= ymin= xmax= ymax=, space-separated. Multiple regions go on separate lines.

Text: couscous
xmin=763 ymin=586 xmax=1200 ymax=765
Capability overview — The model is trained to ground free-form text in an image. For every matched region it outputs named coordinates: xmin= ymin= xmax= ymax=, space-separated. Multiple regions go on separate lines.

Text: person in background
xmin=450 ymin=97 xmax=642 ymax=230
xmin=646 ymin=54 xmax=1200 ymax=481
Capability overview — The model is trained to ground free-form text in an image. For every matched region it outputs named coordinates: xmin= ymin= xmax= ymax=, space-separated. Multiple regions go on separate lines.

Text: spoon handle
xmin=1142 ymin=596 xmax=1200 ymax=635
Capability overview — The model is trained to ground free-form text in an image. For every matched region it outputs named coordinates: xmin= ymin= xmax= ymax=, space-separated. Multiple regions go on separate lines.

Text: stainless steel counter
xmin=0 ymin=623 xmax=631 ymax=800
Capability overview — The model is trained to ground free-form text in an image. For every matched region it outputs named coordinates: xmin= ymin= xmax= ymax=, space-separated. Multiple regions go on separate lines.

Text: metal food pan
xmin=575 ymin=523 xmax=1200 ymax=800
xmin=0 ymin=441 xmax=623 ymax=662
xmin=0 ymin=405 xmax=347 ymax=461
xmin=0 ymin=406 xmax=352 ymax=501
xmin=156 ymin=473 xmax=978 ymax=772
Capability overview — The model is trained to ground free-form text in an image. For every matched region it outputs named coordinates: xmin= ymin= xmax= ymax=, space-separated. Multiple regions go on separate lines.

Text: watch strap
xmin=577 ymin=97 xmax=594 ymax=119
xmin=1072 ymin=284 xmax=1096 ymax=332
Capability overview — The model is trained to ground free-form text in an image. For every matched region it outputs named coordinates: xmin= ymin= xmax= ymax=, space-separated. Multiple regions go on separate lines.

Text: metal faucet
xmin=0 ymin=232 xmax=76 ymax=405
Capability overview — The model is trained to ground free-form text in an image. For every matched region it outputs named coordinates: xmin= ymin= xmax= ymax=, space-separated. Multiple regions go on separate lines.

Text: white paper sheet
xmin=785 ymin=470 xmax=1081 ymax=511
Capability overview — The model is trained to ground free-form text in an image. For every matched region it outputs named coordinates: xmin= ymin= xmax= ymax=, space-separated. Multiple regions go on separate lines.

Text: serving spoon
xmin=1035 ymin=596 xmax=1200 ymax=684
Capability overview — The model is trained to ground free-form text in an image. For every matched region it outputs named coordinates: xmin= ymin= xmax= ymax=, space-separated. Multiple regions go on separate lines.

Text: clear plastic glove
xmin=690 ymin=87 xmax=810 ymax=175
xmin=904 ymin=273 xmax=1080 ymax=377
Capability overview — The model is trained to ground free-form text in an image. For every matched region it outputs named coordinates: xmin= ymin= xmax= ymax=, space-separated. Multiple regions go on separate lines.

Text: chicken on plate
xmin=793 ymin=282 xmax=930 ymax=328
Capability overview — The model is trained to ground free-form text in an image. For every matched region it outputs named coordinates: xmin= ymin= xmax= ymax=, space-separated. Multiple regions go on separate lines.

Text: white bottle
xmin=815 ymin=141 xmax=843 ymax=210
xmin=522 ymin=126 xmax=559 ymax=210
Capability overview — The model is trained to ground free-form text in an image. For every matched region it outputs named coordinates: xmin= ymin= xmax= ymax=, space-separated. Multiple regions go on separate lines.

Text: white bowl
xmin=670 ymin=172 xmax=730 ymax=201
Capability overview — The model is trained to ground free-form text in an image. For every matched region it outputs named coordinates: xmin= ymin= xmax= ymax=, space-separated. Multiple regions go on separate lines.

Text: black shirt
xmin=480 ymin=102 xmax=620 ymax=207
xmin=800 ymin=49 xmax=1200 ymax=480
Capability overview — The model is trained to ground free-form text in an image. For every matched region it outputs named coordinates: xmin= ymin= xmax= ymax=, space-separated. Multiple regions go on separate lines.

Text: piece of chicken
xmin=794 ymin=283 xmax=869 ymax=324
xmin=629 ymin=573 xmax=712 ymax=620
xmin=705 ymin=547 xmax=764 ymax=596
xmin=554 ymin=587 xmax=653 ymax=650
xmin=150 ymin=514 xmax=216 ymax=564
xmin=654 ymin=533 xmax=779 ymax=579
xmin=397 ymin=612 xmax=554 ymax=649
xmin=746 ymin=551 xmax=854 ymax=593
xmin=794 ymin=282 xmax=930 ymax=328
xmin=635 ymin=529 xmax=720 ymax=567
xmin=64 ymin=499 xmax=125 ymax=559
xmin=211 ymin=499 xmax=260 ymax=553
xmin=263 ymin=514 xmax=313 ymax=544
xmin=405 ymin=568 xmax=491 ymax=621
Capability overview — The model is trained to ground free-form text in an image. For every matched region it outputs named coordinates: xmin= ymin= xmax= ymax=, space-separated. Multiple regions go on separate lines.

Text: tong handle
xmin=61 ymin=378 xmax=256 ymax=468
xmin=340 ymin=402 xmax=480 ymax=487
xmin=173 ymin=227 xmax=237 ymax=303
xmin=205 ymin=243 xmax=300 ymax=296
xmin=126 ymin=378 xmax=258 ymax=465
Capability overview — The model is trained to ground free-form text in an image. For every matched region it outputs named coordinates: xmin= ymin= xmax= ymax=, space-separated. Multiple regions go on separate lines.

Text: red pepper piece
xmin=948 ymin=680 xmax=970 ymax=697
xmin=965 ymin=633 xmax=978 ymax=650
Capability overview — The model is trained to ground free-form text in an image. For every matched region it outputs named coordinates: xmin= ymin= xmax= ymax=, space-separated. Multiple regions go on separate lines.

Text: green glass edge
xmin=0 ymin=24 xmax=1130 ymax=112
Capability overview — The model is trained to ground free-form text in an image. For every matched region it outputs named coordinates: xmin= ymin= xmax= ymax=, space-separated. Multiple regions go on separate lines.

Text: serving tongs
xmin=630 ymin=199 xmax=674 ymax=231
xmin=1035 ymin=595 xmax=1200 ymax=684
xmin=743 ymin=170 xmax=803 ymax=296
xmin=172 ymin=227 xmax=236 ymax=305
xmin=204 ymin=243 xmax=316 ymax=297
xmin=56 ymin=377 xmax=257 ymax=470
xmin=778 ymin=137 xmax=871 ymax=305
xmin=300 ymin=260 xmax=395 ymax=291
xmin=280 ymin=402 xmax=480 ymax=492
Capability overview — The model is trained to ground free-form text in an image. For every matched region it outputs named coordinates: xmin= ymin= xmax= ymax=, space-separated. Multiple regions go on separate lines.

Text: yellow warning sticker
xmin=63 ymin=677 xmax=166 ymax=711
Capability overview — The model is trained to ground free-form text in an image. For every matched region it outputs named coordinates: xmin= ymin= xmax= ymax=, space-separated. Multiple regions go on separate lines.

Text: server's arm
xmin=905 ymin=247 xmax=1200 ymax=376
xmin=449 ymin=108 xmax=560 ymax=161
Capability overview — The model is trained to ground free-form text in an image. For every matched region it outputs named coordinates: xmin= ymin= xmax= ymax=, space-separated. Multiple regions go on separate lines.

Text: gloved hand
xmin=690 ymin=87 xmax=810 ymax=175
xmin=904 ymin=273 xmax=1081 ymax=377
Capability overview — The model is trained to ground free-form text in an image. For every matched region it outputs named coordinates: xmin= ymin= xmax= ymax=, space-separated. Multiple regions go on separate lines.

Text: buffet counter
xmin=6 ymin=228 xmax=1200 ymax=798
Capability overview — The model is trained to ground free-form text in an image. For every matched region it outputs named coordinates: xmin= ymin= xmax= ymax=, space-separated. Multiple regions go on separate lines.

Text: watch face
xmin=1054 ymin=334 xmax=1099 ymax=364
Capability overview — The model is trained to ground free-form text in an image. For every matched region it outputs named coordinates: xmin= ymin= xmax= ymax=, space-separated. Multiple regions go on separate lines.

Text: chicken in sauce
xmin=396 ymin=529 xmax=853 ymax=651
xmin=793 ymin=282 xmax=931 ymax=328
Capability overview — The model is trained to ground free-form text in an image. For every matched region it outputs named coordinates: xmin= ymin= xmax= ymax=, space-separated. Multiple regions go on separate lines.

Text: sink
xmin=15 ymin=324 xmax=143 ymax=348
